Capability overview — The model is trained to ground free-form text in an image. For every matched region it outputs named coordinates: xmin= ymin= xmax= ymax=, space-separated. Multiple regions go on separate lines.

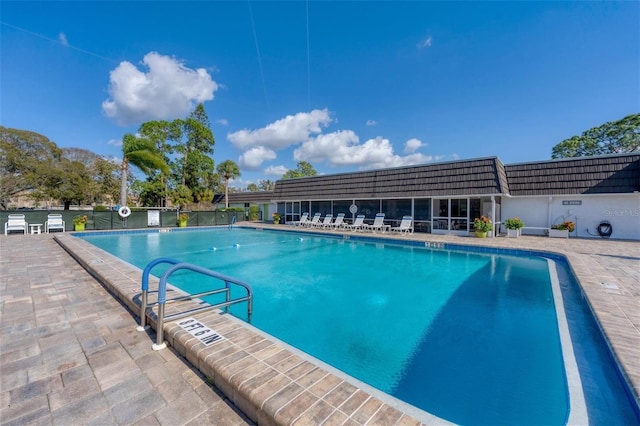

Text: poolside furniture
xmin=45 ymin=214 xmax=65 ymax=233
xmin=292 ymin=212 xmax=309 ymax=227
xmin=343 ymin=214 xmax=366 ymax=232
xmin=329 ymin=213 xmax=346 ymax=230
xmin=314 ymin=214 xmax=333 ymax=228
xmin=29 ymin=223 xmax=43 ymax=234
xmin=304 ymin=213 xmax=322 ymax=227
xmin=363 ymin=213 xmax=391 ymax=233
xmin=391 ymin=216 xmax=413 ymax=234
xmin=4 ymin=214 xmax=28 ymax=235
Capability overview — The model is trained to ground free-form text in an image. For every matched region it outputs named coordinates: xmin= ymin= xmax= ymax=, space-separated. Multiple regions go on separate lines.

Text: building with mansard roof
xmin=216 ymin=153 xmax=640 ymax=240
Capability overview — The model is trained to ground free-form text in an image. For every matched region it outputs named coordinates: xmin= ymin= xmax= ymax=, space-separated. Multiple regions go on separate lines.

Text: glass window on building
xmin=451 ymin=198 xmax=469 ymax=231
xmin=355 ymin=200 xmax=381 ymax=220
xmin=382 ymin=199 xmax=411 ymax=225
xmin=333 ymin=200 xmax=352 ymax=218
xmin=310 ymin=201 xmax=332 ymax=216
xmin=414 ymin=198 xmax=431 ymax=233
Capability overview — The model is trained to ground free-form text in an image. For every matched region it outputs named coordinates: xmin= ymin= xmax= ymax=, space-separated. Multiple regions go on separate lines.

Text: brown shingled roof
xmin=505 ymin=153 xmax=640 ymax=196
xmin=272 ymin=157 xmax=508 ymax=200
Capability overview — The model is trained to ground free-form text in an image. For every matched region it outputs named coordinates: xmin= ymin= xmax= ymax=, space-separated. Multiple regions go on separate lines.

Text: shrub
xmin=473 ymin=216 xmax=493 ymax=232
xmin=504 ymin=217 xmax=524 ymax=230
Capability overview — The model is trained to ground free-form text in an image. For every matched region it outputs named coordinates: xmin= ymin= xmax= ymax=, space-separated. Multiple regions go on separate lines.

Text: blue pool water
xmin=79 ymin=228 xmax=639 ymax=425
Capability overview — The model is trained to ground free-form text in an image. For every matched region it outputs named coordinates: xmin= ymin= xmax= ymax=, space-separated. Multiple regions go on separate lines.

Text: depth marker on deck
xmin=176 ymin=317 xmax=225 ymax=346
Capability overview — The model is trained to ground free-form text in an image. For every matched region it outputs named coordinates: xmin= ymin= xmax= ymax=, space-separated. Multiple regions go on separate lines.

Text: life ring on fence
xmin=118 ymin=206 xmax=131 ymax=218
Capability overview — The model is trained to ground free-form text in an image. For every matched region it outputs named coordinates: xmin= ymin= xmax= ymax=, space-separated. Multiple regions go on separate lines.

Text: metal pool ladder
xmin=137 ymin=257 xmax=253 ymax=350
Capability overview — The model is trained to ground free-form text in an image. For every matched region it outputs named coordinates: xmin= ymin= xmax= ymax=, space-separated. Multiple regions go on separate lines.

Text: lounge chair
xmin=314 ymin=214 xmax=333 ymax=228
xmin=4 ymin=214 xmax=28 ymax=235
xmin=292 ymin=212 xmax=309 ymax=227
xmin=343 ymin=214 xmax=366 ymax=232
xmin=363 ymin=213 xmax=390 ymax=233
xmin=329 ymin=213 xmax=346 ymax=230
xmin=391 ymin=216 xmax=413 ymax=234
xmin=304 ymin=213 xmax=321 ymax=228
xmin=45 ymin=214 xmax=65 ymax=233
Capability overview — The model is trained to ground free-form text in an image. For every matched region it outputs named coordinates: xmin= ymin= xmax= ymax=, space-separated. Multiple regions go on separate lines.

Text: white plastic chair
xmin=391 ymin=216 xmax=413 ymax=234
xmin=4 ymin=214 xmax=28 ymax=235
xmin=292 ymin=212 xmax=309 ymax=227
xmin=304 ymin=213 xmax=321 ymax=227
xmin=45 ymin=214 xmax=66 ymax=233
xmin=363 ymin=213 xmax=390 ymax=233
xmin=329 ymin=213 xmax=346 ymax=230
xmin=343 ymin=214 xmax=366 ymax=232
xmin=314 ymin=214 xmax=333 ymax=228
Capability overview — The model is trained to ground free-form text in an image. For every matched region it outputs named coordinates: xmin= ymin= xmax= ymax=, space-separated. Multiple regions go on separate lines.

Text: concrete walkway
xmin=0 ymin=234 xmax=252 ymax=425
xmin=1 ymin=226 xmax=639 ymax=425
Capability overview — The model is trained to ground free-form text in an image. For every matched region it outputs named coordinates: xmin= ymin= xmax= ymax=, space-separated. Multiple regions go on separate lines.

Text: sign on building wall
xmin=562 ymin=200 xmax=582 ymax=205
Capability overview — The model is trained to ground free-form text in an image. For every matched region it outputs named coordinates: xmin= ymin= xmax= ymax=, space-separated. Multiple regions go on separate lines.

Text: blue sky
xmin=1 ymin=1 xmax=638 ymax=188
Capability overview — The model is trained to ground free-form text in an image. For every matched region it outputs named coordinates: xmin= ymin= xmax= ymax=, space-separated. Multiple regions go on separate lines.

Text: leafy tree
xmin=0 ymin=127 xmax=63 ymax=208
xmin=171 ymin=184 xmax=192 ymax=209
xmin=247 ymin=183 xmax=259 ymax=192
xmin=551 ymin=113 xmax=640 ymax=158
xmin=282 ymin=161 xmax=318 ymax=179
xmin=120 ymin=133 xmax=169 ymax=206
xmin=62 ymin=148 xmax=120 ymax=206
xmin=174 ymin=104 xmax=216 ymax=200
xmin=216 ymin=160 xmax=241 ymax=208
xmin=138 ymin=120 xmax=181 ymax=206
xmin=259 ymin=179 xmax=275 ymax=191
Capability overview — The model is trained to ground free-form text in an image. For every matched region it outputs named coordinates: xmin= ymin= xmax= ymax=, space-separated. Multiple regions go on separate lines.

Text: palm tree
xmin=120 ymin=134 xmax=169 ymax=206
xmin=216 ymin=160 xmax=241 ymax=209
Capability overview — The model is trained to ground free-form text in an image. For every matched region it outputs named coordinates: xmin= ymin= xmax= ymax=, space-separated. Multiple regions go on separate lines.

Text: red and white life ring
xmin=118 ymin=206 xmax=131 ymax=218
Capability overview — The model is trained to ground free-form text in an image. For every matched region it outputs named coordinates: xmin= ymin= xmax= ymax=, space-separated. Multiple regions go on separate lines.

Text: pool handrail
xmin=137 ymin=257 xmax=253 ymax=350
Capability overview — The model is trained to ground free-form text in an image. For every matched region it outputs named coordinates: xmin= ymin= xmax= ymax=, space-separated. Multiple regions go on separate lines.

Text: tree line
xmin=3 ymin=107 xmax=633 ymax=210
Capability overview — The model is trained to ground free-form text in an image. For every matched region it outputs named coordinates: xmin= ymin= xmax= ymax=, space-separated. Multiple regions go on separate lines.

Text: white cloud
xmin=239 ymin=146 xmax=277 ymax=170
xmin=264 ymin=165 xmax=288 ymax=176
xmin=404 ymin=138 xmax=424 ymax=153
xmin=227 ymin=109 xmax=331 ymax=150
xmin=106 ymin=138 xmax=122 ymax=147
xmin=417 ymin=35 xmax=433 ymax=49
xmin=59 ymin=33 xmax=68 ymax=46
xmin=102 ymin=52 xmax=218 ymax=126
xmin=295 ymin=133 xmax=434 ymax=169
xmin=366 ymin=119 xmax=377 ymax=126
xmin=216 ymin=118 xmax=229 ymax=126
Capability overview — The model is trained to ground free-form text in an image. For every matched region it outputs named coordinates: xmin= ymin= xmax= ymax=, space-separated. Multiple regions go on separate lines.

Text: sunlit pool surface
xmin=79 ymin=227 xmax=638 ymax=425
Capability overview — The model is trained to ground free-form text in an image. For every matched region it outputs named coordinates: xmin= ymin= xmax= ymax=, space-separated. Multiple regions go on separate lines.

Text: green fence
xmin=1 ymin=210 xmax=245 ymax=232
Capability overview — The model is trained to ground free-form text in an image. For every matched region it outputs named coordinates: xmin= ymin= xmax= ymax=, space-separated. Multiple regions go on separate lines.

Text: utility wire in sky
xmin=1 ymin=21 xmax=117 ymax=63
xmin=247 ymin=1 xmax=269 ymax=110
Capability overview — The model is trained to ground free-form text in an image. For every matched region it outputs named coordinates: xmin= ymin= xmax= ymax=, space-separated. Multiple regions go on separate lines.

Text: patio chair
xmin=292 ymin=212 xmax=309 ymax=227
xmin=343 ymin=214 xmax=366 ymax=232
xmin=314 ymin=214 xmax=333 ymax=228
xmin=391 ymin=216 xmax=413 ymax=234
xmin=363 ymin=213 xmax=390 ymax=233
xmin=4 ymin=214 xmax=28 ymax=235
xmin=304 ymin=213 xmax=322 ymax=227
xmin=45 ymin=214 xmax=65 ymax=233
xmin=329 ymin=213 xmax=346 ymax=230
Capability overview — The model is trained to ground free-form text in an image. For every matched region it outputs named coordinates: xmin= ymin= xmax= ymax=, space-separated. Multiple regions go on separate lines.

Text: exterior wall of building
xmin=502 ymin=194 xmax=640 ymax=240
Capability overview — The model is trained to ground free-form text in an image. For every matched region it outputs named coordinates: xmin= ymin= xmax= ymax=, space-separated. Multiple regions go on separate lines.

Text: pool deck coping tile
xmin=2 ymin=222 xmax=637 ymax=425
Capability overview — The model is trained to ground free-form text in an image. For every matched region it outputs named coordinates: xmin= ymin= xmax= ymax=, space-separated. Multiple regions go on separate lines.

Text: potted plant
xmin=272 ymin=212 xmax=282 ymax=224
xmin=178 ymin=212 xmax=189 ymax=227
xmin=550 ymin=221 xmax=574 ymax=238
xmin=504 ymin=217 xmax=524 ymax=238
xmin=473 ymin=216 xmax=492 ymax=238
xmin=73 ymin=214 xmax=88 ymax=231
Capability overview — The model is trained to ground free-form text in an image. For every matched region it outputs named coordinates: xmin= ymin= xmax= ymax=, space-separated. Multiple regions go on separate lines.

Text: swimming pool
xmin=79 ymin=227 xmax=638 ymax=425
